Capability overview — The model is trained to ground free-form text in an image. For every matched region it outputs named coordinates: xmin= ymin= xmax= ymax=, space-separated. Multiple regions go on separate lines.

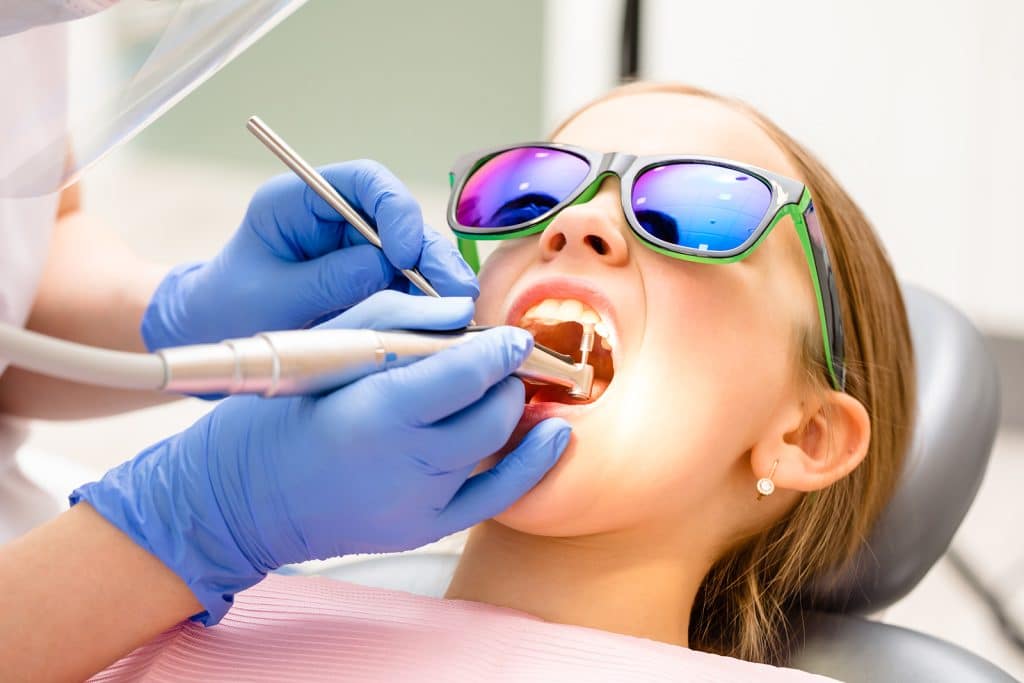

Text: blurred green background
xmin=133 ymin=0 xmax=545 ymax=193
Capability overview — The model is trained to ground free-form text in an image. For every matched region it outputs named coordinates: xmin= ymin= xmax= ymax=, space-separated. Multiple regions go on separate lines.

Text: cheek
xmin=474 ymin=242 xmax=535 ymax=324
xmin=634 ymin=256 xmax=794 ymax=450
xmin=495 ymin=254 xmax=796 ymax=536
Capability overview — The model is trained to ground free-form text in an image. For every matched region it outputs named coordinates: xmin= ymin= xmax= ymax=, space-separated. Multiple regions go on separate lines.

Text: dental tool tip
xmin=567 ymin=359 xmax=595 ymax=400
xmin=579 ymin=323 xmax=596 ymax=367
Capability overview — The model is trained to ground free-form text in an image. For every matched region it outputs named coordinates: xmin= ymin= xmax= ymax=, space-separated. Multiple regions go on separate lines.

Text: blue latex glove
xmin=73 ymin=292 xmax=570 ymax=625
xmin=142 ymin=160 xmax=478 ymax=350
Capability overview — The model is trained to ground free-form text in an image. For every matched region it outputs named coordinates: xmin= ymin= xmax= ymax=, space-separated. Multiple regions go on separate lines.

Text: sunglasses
xmin=446 ymin=143 xmax=846 ymax=391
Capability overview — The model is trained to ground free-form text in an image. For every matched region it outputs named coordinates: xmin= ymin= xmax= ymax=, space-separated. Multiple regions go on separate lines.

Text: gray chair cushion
xmin=807 ymin=285 xmax=1001 ymax=612
xmin=791 ymin=611 xmax=1018 ymax=682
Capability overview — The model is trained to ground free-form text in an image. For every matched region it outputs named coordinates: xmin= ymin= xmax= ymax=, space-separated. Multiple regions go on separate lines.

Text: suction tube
xmin=0 ymin=322 xmax=165 ymax=390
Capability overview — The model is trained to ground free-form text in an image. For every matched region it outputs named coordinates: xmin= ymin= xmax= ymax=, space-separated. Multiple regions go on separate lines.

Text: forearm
xmin=26 ymin=208 xmax=166 ymax=352
xmin=0 ymin=367 xmax=175 ymax=420
xmin=0 ymin=503 xmax=201 ymax=681
xmin=0 ymin=208 xmax=176 ymax=419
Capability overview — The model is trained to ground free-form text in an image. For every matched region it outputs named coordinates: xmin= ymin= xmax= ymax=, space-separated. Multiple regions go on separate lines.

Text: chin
xmin=489 ymin=422 xmax=627 ymax=538
xmin=491 ymin=430 xmax=578 ymax=529
xmin=484 ymin=368 xmax=619 ymax=534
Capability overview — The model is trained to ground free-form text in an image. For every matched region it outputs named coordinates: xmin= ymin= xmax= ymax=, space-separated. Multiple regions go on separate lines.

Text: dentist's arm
xmin=0 ymin=503 xmax=202 ymax=682
xmin=0 ymin=293 xmax=571 ymax=681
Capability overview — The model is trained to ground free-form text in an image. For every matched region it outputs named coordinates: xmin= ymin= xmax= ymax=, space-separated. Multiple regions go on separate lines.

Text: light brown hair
xmin=551 ymin=82 xmax=916 ymax=665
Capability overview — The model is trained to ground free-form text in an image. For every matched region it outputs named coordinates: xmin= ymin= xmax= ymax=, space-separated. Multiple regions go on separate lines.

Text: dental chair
xmin=314 ymin=285 xmax=1012 ymax=682
xmin=790 ymin=284 xmax=1010 ymax=681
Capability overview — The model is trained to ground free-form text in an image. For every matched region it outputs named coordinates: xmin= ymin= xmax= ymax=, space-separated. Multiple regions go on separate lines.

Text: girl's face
xmin=473 ymin=93 xmax=819 ymax=545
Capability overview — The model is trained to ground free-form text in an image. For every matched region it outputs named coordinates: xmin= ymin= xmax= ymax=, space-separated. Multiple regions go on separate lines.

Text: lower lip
xmin=505 ymin=401 xmax=592 ymax=461
xmin=486 ymin=402 xmax=581 ymax=466
xmin=524 ymin=399 xmax=594 ymax=420
xmin=487 ymin=379 xmax=610 ymax=466
xmin=518 ymin=377 xmax=609 ymax=427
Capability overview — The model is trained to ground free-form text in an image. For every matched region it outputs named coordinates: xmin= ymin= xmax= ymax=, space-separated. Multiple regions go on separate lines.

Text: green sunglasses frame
xmin=446 ymin=143 xmax=846 ymax=391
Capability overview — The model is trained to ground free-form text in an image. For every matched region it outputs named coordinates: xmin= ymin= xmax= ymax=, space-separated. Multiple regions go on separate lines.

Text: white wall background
xmin=544 ymin=0 xmax=1024 ymax=336
xmin=543 ymin=0 xmax=623 ymax=131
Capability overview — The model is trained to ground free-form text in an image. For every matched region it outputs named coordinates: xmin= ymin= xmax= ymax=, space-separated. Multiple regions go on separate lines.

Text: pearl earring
xmin=756 ymin=459 xmax=779 ymax=500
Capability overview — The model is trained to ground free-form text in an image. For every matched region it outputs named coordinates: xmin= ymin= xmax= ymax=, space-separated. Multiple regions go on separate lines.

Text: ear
xmin=751 ymin=391 xmax=871 ymax=494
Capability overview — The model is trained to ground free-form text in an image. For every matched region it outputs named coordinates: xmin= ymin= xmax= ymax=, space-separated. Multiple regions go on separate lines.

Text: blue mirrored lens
xmin=456 ymin=147 xmax=590 ymax=229
xmin=631 ymin=163 xmax=772 ymax=253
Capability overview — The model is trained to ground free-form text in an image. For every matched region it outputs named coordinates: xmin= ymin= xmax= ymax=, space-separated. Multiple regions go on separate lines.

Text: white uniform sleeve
xmin=0 ymin=24 xmax=69 ymax=539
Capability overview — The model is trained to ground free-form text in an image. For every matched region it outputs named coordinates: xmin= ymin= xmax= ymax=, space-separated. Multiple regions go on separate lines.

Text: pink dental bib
xmin=91 ymin=574 xmax=836 ymax=682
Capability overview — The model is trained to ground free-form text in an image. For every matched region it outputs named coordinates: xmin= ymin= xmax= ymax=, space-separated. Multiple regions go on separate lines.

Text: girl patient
xmin=92 ymin=82 xmax=915 ymax=680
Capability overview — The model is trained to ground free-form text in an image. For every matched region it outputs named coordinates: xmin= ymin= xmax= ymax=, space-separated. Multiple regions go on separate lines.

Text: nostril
xmin=585 ymin=235 xmax=609 ymax=256
xmin=549 ymin=233 xmax=567 ymax=251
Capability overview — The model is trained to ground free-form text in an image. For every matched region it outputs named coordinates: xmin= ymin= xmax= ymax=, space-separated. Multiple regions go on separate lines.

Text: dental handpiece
xmin=159 ymin=327 xmax=595 ymax=399
xmin=0 ymin=322 xmax=594 ymax=400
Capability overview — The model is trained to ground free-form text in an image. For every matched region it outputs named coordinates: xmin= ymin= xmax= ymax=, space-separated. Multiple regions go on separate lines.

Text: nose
xmin=537 ymin=190 xmax=630 ymax=267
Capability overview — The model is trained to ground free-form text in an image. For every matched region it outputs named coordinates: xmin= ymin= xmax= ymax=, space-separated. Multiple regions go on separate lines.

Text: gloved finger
xmin=243 ymin=171 xmax=348 ymax=260
xmin=313 ymin=161 xmax=425 ymax=272
xmin=408 ymin=228 xmax=479 ymax=298
xmin=289 ymin=244 xmax=395 ymax=317
xmin=371 ymin=326 xmax=533 ymax=426
xmin=320 ymin=290 xmax=474 ymax=331
xmin=414 ymin=376 xmax=525 ymax=470
xmin=437 ymin=419 xmax=571 ymax=532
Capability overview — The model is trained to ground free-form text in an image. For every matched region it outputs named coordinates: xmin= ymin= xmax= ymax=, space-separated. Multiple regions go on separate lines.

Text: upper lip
xmin=504 ymin=276 xmax=622 ymax=348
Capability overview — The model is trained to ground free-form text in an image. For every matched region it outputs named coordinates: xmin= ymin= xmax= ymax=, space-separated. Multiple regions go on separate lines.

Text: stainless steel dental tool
xmin=0 ymin=323 xmax=594 ymax=399
xmin=246 ymin=115 xmax=442 ymax=298
xmin=242 ymin=115 xmax=595 ymax=399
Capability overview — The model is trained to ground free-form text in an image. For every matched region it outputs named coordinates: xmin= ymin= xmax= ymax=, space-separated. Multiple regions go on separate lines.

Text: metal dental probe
xmin=246 ymin=115 xmax=594 ymax=399
xmin=246 ymin=115 xmax=442 ymax=298
xmin=248 ymin=116 xmax=488 ymax=321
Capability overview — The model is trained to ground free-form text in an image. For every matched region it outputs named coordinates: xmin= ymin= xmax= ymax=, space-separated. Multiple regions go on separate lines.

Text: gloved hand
xmin=73 ymin=292 xmax=570 ymax=625
xmin=142 ymin=160 xmax=478 ymax=350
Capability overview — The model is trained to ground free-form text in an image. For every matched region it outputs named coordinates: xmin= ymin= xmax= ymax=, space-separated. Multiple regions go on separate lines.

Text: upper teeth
xmin=519 ymin=297 xmax=615 ymax=348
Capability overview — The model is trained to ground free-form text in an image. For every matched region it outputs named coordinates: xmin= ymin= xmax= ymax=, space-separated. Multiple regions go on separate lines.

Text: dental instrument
xmin=578 ymin=323 xmax=595 ymax=368
xmin=0 ymin=322 xmax=594 ymax=399
xmin=0 ymin=123 xmax=603 ymax=402
xmin=244 ymin=117 xmax=595 ymax=399
xmin=246 ymin=116 xmax=442 ymax=298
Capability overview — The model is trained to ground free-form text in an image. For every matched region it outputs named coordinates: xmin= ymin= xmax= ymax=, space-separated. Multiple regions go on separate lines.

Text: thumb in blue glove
xmin=74 ymin=293 xmax=571 ymax=625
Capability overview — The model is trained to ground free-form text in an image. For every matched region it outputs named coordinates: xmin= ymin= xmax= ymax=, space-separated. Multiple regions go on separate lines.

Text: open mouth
xmin=515 ymin=298 xmax=616 ymax=406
